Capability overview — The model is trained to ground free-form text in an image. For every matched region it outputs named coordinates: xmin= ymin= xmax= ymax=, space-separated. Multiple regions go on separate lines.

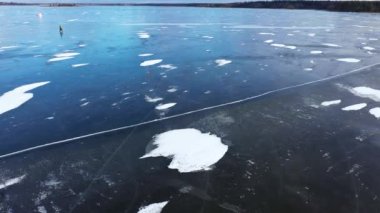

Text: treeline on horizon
xmin=2 ymin=1 xmax=380 ymax=12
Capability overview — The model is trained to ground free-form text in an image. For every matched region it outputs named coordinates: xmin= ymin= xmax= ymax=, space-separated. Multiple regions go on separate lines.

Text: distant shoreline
xmin=2 ymin=1 xmax=380 ymax=13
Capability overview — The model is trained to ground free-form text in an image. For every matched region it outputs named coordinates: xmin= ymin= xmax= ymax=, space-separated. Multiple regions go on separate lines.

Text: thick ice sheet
xmin=137 ymin=201 xmax=169 ymax=213
xmin=140 ymin=128 xmax=228 ymax=173
xmin=0 ymin=82 xmax=50 ymax=115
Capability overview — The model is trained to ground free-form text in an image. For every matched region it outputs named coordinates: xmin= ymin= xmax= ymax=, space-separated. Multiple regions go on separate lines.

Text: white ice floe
xmin=158 ymin=64 xmax=177 ymax=70
xmin=270 ymin=43 xmax=296 ymax=50
xmin=0 ymin=175 xmax=26 ymax=190
xmin=140 ymin=59 xmax=163 ymax=67
xmin=349 ymin=86 xmax=380 ymax=102
xmin=310 ymin=50 xmax=323 ymax=54
xmin=138 ymin=32 xmax=150 ymax=39
xmin=322 ymin=43 xmax=340 ymax=47
xmin=321 ymin=100 xmax=341 ymax=106
xmin=336 ymin=58 xmax=360 ymax=63
xmin=264 ymin=40 xmax=274 ymax=43
xmin=259 ymin=32 xmax=275 ymax=35
xmin=0 ymin=82 xmax=50 ymax=115
xmin=137 ymin=201 xmax=169 ymax=213
xmin=54 ymin=52 xmax=80 ymax=58
xmin=363 ymin=46 xmax=375 ymax=51
xmin=140 ymin=128 xmax=228 ymax=173
xmin=48 ymin=57 xmax=73 ymax=62
xmin=145 ymin=95 xmax=163 ymax=103
xmin=369 ymin=107 xmax=380 ymax=119
xmin=215 ymin=59 xmax=232 ymax=66
xmin=155 ymin=103 xmax=176 ymax=110
xmin=72 ymin=63 xmax=89 ymax=68
xmin=139 ymin=53 xmax=154 ymax=57
xmin=342 ymin=103 xmax=367 ymax=111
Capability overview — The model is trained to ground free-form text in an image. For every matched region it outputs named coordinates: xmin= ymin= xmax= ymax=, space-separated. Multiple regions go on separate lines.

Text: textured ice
xmin=342 ymin=103 xmax=367 ymax=111
xmin=0 ymin=82 xmax=50 ymax=115
xmin=0 ymin=175 xmax=26 ymax=190
xmin=271 ymin=43 xmax=296 ymax=49
xmin=140 ymin=59 xmax=163 ymax=67
xmin=349 ymin=86 xmax=380 ymax=102
xmin=215 ymin=59 xmax=232 ymax=66
xmin=155 ymin=103 xmax=176 ymax=110
xmin=145 ymin=95 xmax=163 ymax=103
xmin=140 ymin=128 xmax=228 ymax=173
xmin=137 ymin=201 xmax=169 ymax=213
xmin=321 ymin=100 xmax=341 ymax=106
xmin=310 ymin=50 xmax=323 ymax=54
xmin=72 ymin=63 xmax=89 ymax=68
xmin=336 ymin=58 xmax=360 ymax=63
xmin=369 ymin=107 xmax=380 ymax=119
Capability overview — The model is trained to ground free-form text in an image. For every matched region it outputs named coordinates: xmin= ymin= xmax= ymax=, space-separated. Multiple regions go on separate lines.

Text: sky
xmin=5 ymin=0 xmax=236 ymax=3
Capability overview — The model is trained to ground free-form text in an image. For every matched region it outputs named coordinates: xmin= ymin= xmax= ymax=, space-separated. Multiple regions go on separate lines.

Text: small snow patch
xmin=140 ymin=129 xmax=228 ymax=173
xmin=72 ymin=63 xmax=89 ymax=68
xmin=139 ymin=53 xmax=153 ymax=57
xmin=264 ymin=40 xmax=273 ymax=43
xmin=271 ymin=43 xmax=296 ymax=49
xmin=140 ymin=59 xmax=163 ymax=67
xmin=310 ymin=50 xmax=323 ymax=54
xmin=155 ymin=103 xmax=176 ymax=110
xmin=321 ymin=100 xmax=341 ymax=106
xmin=337 ymin=58 xmax=360 ymax=63
xmin=145 ymin=95 xmax=163 ymax=103
xmin=215 ymin=59 xmax=232 ymax=66
xmin=322 ymin=43 xmax=340 ymax=47
xmin=137 ymin=201 xmax=169 ymax=213
xmin=342 ymin=103 xmax=367 ymax=111
xmin=138 ymin=32 xmax=150 ymax=39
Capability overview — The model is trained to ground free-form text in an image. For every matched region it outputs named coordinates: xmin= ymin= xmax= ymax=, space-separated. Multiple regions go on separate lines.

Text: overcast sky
xmin=6 ymin=0 xmax=236 ymax=3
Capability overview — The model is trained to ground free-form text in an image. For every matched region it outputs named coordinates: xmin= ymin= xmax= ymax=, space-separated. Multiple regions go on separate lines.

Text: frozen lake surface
xmin=2 ymin=6 xmax=380 ymax=213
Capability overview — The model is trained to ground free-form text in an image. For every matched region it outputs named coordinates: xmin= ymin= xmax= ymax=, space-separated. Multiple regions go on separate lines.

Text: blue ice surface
xmin=0 ymin=6 xmax=379 ymax=154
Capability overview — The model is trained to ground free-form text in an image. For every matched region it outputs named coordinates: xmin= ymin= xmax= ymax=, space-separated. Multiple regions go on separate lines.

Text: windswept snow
xmin=0 ymin=175 xmax=26 ymax=190
xmin=369 ymin=107 xmax=380 ymax=119
xmin=140 ymin=59 xmax=163 ymax=67
xmin=337 ymin=58 xmax=360 ymax=63
xmin=140 ymin=128 xmax=228 ymax=173
xmin=342 ymin=103 xmax=367 ymax=111
xmin=0 ymin=82 xmax=50 ymax=115
xmin=137 ymin=201 xmax=169 ymax=213
xmin=349 ymin=86 xmax=380 ymax=102
xmin=215 ymin=59 xmax=232 ymax=66
xmin=321 ymin=100 xmax=341 ymax=106
xmin=145 ymin=95 xmax=163 ymax=103
xmin=155 ymin=103 xmax=176 ymax=110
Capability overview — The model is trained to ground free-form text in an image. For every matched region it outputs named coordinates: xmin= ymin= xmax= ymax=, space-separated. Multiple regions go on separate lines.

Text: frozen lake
xmin=2 ymin=6 xmax=380 ymax=213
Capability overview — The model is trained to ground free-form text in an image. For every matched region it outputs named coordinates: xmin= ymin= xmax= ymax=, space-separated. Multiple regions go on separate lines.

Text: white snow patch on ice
xmin=140 ymin=59 xmax=163 ymax=67
xmin=336 ymin=58 xmax=360 ymax=63
xmin=0 ymin=82 xmax=50 ymax=115
xmin=167 ymin=87 xmax=178 ymax=93
xmin=259 ymin=32 xmax=275 ymax=35
xmin=271 ymin=43 xmax=296 ymax=49
xmin=321 ymin=100 xmax=341 ymax=106
xmin=363 ymin=46 xmax=375 ymax=51
xmin=349 ymin=86 xmax=380 ymax=102
xmin=310 ymin=50 xmax=323 ymax=54
xmin=137 ymin=201 xmax=169 ymax=213
xmin=342 ymin=103 xmax=367 ymax=111
xmin=264 ymin=39 xmax=274 ymax=43
xmin=308 ymin=33 xmax=316 ymax=37
xmin=67 ymin=19 xmax=79 ymax=22
xmin=202 ymin=35 xmax=214 ymax=39
xmin=369 ymin=107 xmax=380 ymax=119
xmin=145 ymin=95 xmax=163 ymax=103
xmin=72 ymin=63 xmax=89 ymax=68
xmin=138 ymin=32 xmax=150 ymax=39
xmin=48 ymin=57 xmax=73 ymax=62
xmin=322 ymin=43 xmax=340 ymax=47
xmin=139 ymin=53 xmax=153 ymax=57
xmin=158 ymin=64 xmax=177 ymax=70
xmin=140 ymin=128 xmax=228 ymax=173
xmin=215 ymin=59 xmax=232 ymax=66
xmin=0 ymin=175 xmax=26 ymax=190
xmin=155 ymin=103 xmax=176 ymax=110
xmin=54 ymin=52 xmax=80 ymax=58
